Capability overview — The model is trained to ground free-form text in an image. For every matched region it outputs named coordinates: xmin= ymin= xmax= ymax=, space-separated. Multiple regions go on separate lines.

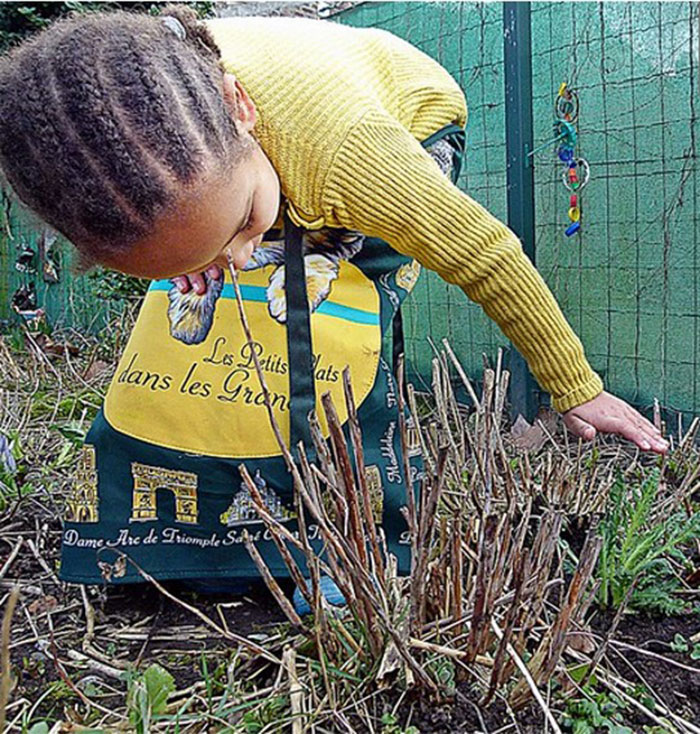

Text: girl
xmin=0 ymin=7 xmax=667 ymax=589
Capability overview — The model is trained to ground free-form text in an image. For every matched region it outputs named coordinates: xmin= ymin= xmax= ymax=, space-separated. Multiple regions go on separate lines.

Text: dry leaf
xmin=83 ymin=359 xmax=111 ymax=381
xmin=510 ymin=414 xmax=546 ymax=452
xmin=28 ymin=595 xmax=58 ymax=615
xmin=566 ymin=630 xmax=597 ymax=655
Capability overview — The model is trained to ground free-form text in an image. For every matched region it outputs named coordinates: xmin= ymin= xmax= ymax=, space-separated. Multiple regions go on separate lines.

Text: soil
xmin=6 ymin=507 xmax=288 ymax=724
xmin=5 ymin=500 xmax=700 ymax=732
xmin=592 ymin=611 xmax=700 ymax=727
xmin=385 ymin=610 xmax=700 ymax=733
xmin=8 ymin=524 xmax=700 ymax=733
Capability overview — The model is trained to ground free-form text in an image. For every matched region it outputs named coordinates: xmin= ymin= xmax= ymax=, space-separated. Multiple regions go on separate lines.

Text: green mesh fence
xmin=0 ymin=198 xmax=124 ymax=334
xmin=1 ymin=2 xmax=698 ymax=419
xmin=531 ymin=2 xmax=700 ymax=417
xmin=338 ymin=1 xmax=700 ymax=418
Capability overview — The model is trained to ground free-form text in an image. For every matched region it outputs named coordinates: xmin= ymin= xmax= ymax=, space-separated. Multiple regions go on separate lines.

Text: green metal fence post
xmin=503 ymin=1 xmax=537 ymax=421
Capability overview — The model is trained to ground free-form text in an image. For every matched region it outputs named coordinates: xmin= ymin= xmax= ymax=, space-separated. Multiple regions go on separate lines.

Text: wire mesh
xmin=0 ymin=1 xmax=698 ymax=420
xmin=532 ymin=1 xmax=699 ymax=417
xmin=338 ymin=1 xmax=700 ymax=419
xmin=0 ymin=197 xmax=124 ymax=334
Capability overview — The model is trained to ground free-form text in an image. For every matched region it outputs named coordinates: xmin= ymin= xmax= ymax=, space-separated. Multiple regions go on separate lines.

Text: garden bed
xmin=1 ymin=315 xmax=699 ymax=733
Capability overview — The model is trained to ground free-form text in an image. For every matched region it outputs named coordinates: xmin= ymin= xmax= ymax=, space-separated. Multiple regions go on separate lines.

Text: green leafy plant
xmin=381 ymin=713 xmax=420 ymax=734
xmin=670 ymin=633 xmax=700 ymax=660
xmin=87 ymin=267 xmax=150 ymax=303
xmin=380 ymin=713 xmax=420 ymax=734
xmin=0 ymin=3 xmax=215 ymax=53
xmin=562 ymin=685 xmax=633 ymax=734
xmin=126 ymin=663 xmax=175 ymax=734
xmin=595 ymin=469 xmax=700 ymax=613
xmin=242 ymin=695 xmax=289 ymax=733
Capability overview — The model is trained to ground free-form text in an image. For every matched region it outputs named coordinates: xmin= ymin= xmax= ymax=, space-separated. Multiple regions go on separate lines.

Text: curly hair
xmin=0 ymin=5 xmax=248 ymax=269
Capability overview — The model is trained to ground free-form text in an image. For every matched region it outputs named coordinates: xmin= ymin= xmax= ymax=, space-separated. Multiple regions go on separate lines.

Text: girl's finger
xmin=564 ymin=412 xmax=596 ymax=441
xmin=615 ymin=412 xmax=667 ymax=453
xmin=617 ymin=421 xmax=651 ymax=451
xmin=172 ymin=275 xmax=190 ymax=293
xmin=206 ymin=264 xmax=222 ymax=280
xmin=637 ymin=427 xmax=668 ymax=453
xmin=623 ymin=405 xmax=661 ymax=435
xmin=188 ymin=272 xmax=206 ymax=295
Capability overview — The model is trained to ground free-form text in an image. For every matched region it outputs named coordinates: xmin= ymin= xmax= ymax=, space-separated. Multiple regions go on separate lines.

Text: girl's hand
xmin=563 ymin=391 xmax=668 ymax=454
xmin=171 ymin=264 xmax=222 ymax=295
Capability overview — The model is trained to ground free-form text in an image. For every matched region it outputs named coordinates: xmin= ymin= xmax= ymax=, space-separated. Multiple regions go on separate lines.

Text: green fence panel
xmin=532 ymin=1 xmax=700 ymax=416
xmin=0 ymin=198 xmax=122 ymax=333
xmin=338 ymin=1 xmax=700 ymax=419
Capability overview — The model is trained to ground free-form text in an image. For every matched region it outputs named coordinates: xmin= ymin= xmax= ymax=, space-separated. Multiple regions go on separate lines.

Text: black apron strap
xmin=392 ymin=309 xmax=404 ymax=377
xmin=284 ymin=212 xmax=315 ymax=452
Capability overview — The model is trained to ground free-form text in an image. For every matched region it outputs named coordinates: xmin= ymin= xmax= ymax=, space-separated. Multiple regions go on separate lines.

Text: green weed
xmin=596 ymin=469 xmax=700 ymax=613
xmin=125 ymin=663 xmax=175 ymax=734
xmin=381 ymin=712 xmax=420 ymax=734
xmin=562 ymin=684 xmax=633 ymax=734
xmin=670 ymin=633 xmax=700 ymax=660
xmin=241 ymin=695 xmax=289 ymax=733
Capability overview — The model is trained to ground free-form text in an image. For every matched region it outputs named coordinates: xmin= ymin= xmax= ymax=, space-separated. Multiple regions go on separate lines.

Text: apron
xmin=59 ymin=124 xmax=465 ymax=585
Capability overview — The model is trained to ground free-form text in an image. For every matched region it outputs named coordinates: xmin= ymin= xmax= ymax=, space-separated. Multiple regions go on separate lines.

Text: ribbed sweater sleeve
xmin=322 ymin=112 xmax=603 ymax=413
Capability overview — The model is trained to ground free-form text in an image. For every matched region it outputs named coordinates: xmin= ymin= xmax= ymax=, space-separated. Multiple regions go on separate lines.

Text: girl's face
xmin=101 ymin=77 xmax=281 ymax=279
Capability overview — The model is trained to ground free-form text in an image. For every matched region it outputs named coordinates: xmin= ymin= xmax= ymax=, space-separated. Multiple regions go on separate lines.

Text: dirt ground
xmin=7 ymin=505 xmax=700 ymax=732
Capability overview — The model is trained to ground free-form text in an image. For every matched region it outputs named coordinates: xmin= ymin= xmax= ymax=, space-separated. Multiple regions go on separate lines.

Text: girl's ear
xmin=222 ymin=73 xmax=257 ymax=133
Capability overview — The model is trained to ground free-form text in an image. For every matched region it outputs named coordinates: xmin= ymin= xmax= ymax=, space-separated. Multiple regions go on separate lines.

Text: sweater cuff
xmin=550 ymin=372 xmax=605 ymax=413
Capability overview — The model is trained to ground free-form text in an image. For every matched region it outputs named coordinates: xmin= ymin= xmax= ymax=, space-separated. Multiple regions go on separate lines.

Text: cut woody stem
xmin=225 ymin=255 xmax=608 ymax=708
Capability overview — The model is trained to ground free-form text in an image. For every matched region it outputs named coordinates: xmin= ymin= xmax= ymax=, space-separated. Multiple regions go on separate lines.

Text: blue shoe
xmin=293 ymin=576 xmax=346 ymax=615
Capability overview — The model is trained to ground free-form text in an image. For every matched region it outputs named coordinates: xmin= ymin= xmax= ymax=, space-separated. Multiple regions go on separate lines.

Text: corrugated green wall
xmin=0 ymin=199 xmax=122 ymax=332
xmin=338 ymin=1 xmax=700 ymax=416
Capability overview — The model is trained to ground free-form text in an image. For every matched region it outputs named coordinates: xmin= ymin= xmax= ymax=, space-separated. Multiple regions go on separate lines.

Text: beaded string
xmin=554 ymin=83 xmax=589 ymax=237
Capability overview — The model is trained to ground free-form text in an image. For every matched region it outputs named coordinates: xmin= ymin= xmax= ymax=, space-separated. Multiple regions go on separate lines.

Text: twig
xmin=0 ymin=538 xmax=23 ymax=580
xmin=111 ymin=552 xmax=280 ymax=664
xmin=491 ymin=619 xmax=562 ymax=734
xmin=0 ymin=586 xmax=20 ymax=733
xmin=284 ymin=645 xmax=305 ymax=734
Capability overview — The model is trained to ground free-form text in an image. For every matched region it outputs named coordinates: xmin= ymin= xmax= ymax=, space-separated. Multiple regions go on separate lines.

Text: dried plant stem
xmin=396 ymin=356 xmax=417 ymax=569
xmin=118 ymin=553 xmax=279 ymax=663
xmin=284 ymin=646 xmax=305 ymax=734
xmin=343 ymin=368 xmax=385 ymax=582
xmin=239 ymin=463 xmax=313 ymax=612
xmin=491 ymin=619 xmax=562 ymax=734
xmin=0 ymin=586 xmax=19 ymax=733
xmin=227 ymin=260 xmax=308 ymax=495
xmin=321 ymin=391 xmax=368 ymax=571
xmin=244 ymin=532 xmax=305 ymax=631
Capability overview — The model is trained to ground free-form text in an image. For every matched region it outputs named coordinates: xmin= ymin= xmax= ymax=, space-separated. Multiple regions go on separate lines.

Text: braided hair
xmin=0 ymin=5 xmax=247 ymax=269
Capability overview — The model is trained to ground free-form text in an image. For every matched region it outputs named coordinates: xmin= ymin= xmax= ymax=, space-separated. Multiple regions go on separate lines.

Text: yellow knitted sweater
xmin=205 ymin=16 xmax=603 ymax=413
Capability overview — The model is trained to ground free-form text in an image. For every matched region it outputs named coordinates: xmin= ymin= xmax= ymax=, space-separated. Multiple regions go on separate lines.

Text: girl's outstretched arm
xmin=321 ymin=113 xmax=667 ymax=451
